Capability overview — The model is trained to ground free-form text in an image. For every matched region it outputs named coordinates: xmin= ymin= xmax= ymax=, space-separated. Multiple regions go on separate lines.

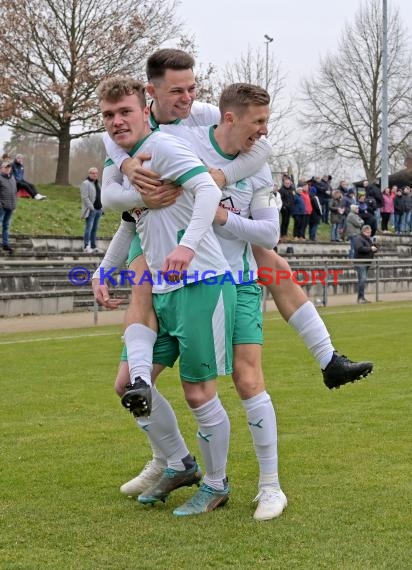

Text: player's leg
xmin=116 ymin=360 xmax=166 ymax=496
xmin=169 ymin=279 xmax=236 ymax=516
xmin=136 ymin=317 xmax=202 ymax=506
xmin=252 ymin=246 xmax=373 ymax=389
xmin=231 ymin=283 xmax=287 ymax=520
xmin=121 ymin=235 xmax=158 ymax=416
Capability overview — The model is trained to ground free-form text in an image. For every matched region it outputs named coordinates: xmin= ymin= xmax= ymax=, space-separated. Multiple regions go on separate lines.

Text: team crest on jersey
xmin=219 ymin=196 xmax=240 ymax=215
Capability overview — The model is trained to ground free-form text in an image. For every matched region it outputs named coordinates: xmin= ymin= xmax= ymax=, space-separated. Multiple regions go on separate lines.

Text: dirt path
xmin=0 ymin=291 xmax=411 ymax=334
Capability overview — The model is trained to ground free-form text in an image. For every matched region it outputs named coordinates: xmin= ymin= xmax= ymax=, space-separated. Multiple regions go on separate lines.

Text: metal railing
xmin=262 ymin=257 xmax=412 ymax=309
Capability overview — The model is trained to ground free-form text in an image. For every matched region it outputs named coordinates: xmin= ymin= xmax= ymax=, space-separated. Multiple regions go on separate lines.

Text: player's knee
xmin=232 ymin=364 xmax=264 ymax=398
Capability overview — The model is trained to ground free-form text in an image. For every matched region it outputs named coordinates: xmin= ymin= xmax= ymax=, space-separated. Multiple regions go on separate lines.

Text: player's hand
xmin=161 ymin=246 xmax=195 ymax=282
xmin=209 ymin=167 xmax=226 ymax=189
xmin=214 ymin=205 xmax=228 ymax=225
xmin=123 ymin=153 xmax=163 ymax=193
xmin=141 ymin=183 xmax=182 ymax=209
xmin=92 ymin=278 xmax=123 ymax=310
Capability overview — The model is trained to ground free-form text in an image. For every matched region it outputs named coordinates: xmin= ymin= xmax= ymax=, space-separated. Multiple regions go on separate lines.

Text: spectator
xmin=380 ymin=187 xmax=394 ymax=233
xmin=343 ymin=189 xmax=356 ymax=216
xmin=329 ymin=189 xmax=345 ymax=241
xmin=401 ymin=186 xmax=412 ymax=233
xmin=365 ymin=178 xmax=383 ymax=229
xmin=300 ymin=182 xmax=313 ymax=240
xmin=279 ymin=176 xmax=294 ymax=240
xmin=393 ymin=187 xmax=405 ymax=235
xmin=312 ymin=175 xmax=331 ymax=224
xmin=337 ymin=179 xmax=350 ymax=195
xmin=0 ymin=159 xmax=17 ymax=254
xmin=272 ymin=183 xmax=283 ymax=212
xmin=11 ymin=154 xmax=47 ymax=200
xmin=357 ymin=192 xmax=377 ymax=236
xmin=353 ymin=225 xmax=377 ymax=304
xmin=80 ymin=167 xmax=103 ymax=253
xmin=345 ymin=204 xmax=364 ymax=258
xmin=291 ymin=186 xmax=306 ymax=240
xmin=308 ymin=187 xmax=322 ymax=241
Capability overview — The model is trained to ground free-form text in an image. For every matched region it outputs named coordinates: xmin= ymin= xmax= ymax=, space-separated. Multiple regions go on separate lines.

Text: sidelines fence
xmin=262 ymin=257 xmax=412 ymax=310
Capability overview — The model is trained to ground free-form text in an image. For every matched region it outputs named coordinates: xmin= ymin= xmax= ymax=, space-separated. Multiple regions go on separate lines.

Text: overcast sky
xmin=176 ymin=0 xmax=412 ymax=89
xmin=1 ymin=0 xmax=411 ymax=153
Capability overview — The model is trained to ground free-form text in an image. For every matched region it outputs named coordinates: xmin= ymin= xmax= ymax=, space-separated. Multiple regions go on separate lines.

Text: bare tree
xmin=220 ymin=45 xmax=291 ymax=155
xmin=300 ymin=0 xmax=412 ymax=182
xmin=69 ymin=135 xmax=106 ymax=186
xmin=0 ymin=0 xmax=182 ymax=184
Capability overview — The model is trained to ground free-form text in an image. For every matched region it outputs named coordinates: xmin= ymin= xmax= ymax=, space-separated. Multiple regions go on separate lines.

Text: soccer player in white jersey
xmin=103 ymin=48 xmax=374 ymax=394
xmin=96 ymin=81 xmax=287 ymax=519
xmin=98 ymin=76 xmax=237 ymax=515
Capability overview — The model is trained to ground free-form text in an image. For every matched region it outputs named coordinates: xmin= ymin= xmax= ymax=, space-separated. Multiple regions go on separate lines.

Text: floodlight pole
xmin=264 ymin=34 xmax=274 ymax=90
xmin=381 ymin=0 xmax=389 ymax=190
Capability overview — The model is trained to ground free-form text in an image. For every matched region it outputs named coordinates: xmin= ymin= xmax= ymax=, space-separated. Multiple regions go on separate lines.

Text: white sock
xmin=124 ymin=323 xmax=157 ymax=386
xmin=242 ymin=391 xmax=280 ymax=488
xmin=288 ymin=301 xmax=334 ymax=369
xmin=137 ymin=386 xmax=190 ymax=471
xmin=191 ymin=395 xmax=229 ymax=490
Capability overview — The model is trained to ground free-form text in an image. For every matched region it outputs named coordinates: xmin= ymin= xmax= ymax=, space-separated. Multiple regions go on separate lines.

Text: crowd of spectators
xmin=276 ymin=173 xmax=412 ymax=248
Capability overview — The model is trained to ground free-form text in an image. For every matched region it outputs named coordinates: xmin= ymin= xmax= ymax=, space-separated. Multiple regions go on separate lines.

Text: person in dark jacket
xmin=0 ymin=159 xmax=17 ymax=254
xmin=308 ymin=187 xmax=322 ymax=241
xmin=279 ymin=176 xmax=295 ymax=239
xmin=393 ymin=187 xmax=405 ymax=235
xmin=353 ymin=225 xmax=377 ymax=303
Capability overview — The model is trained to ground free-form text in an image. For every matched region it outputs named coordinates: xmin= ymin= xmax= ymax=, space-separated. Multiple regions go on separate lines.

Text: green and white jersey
xmin=159 ymin=124 xmax=277 ymax=284
xmin=114 ymin=129 xmax=230 ymax=293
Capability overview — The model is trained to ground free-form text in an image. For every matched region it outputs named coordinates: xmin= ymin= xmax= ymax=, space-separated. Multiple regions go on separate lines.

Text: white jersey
xmin=103 ymin=100 xmax=270 ymax=184
xmin=159 ymin=124 xmax=276 ymax=283
xmin=108 ymin=129 xmax=230 ymax=293
xmin=148 ymin=100 xmax=220 ymax=129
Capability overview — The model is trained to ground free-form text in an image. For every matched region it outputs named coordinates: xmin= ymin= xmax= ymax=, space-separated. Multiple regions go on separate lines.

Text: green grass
xmin=1 ymin=302 xmax=411 ymax=569
xmin=11 ymin=184 xmax=339 ymax=241
xmin=12 ymin=184 xmax=120 ymax=237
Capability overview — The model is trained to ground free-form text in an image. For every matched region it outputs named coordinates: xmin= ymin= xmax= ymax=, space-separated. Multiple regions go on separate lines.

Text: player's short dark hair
xmin=146 ymin=49 xmax=195 ymax=81
xmin=97 ymin=76 xmax=146 ymax=108
xmin=219 ymin=83 xmax=270 ymax=117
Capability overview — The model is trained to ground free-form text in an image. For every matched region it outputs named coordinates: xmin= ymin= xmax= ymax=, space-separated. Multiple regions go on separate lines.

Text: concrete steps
xmin=0 ymin=233 xmax=411 ymax=317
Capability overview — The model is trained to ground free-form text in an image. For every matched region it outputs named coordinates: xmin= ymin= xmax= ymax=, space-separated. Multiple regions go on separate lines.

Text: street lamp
xmin=381 ymin=0 xmax=389 ymax=190
xmin=264 ymin=34 xmax=274 ymax=90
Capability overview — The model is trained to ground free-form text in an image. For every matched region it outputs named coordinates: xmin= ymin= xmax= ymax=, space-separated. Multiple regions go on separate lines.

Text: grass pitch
xmin=1 ymin=302 xmax=411 ymax=569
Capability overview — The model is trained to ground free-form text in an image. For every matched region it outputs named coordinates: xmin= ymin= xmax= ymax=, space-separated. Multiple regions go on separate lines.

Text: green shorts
xmin=127 ymin=233 xmax=143 ymax=266
xmin=233 ymin=282 xmax=263 ymax=345
xmin=119 ymin=281 xmax=262 ymax=362
xmin=152 ymin=278 xmax=236 ymax=382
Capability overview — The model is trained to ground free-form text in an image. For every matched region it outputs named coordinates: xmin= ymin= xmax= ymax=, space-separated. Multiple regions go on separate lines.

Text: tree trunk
xmin=54 ymin=124 xmax=71 ymax=185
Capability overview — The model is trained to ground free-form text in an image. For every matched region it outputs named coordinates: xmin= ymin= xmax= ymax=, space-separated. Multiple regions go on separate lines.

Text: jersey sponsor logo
xmin=219 ymin=196 xmax=240 ymax=215
xmin=129 ymin=207 xmax=148 ymax=223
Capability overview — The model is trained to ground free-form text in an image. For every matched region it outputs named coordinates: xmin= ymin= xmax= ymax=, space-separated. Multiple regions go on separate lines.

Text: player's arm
xmin=161 ymin=172 xmax=222 ymax=275
xmin=210 ymin=138 xmax=273 ymax=188
xmin=101 ymin=159 xmax=180 ymax=211
xmin=91 ymin=217 xmax=135 ymax=309
xmin=215 ymin=185 xmax=279 ymax=249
